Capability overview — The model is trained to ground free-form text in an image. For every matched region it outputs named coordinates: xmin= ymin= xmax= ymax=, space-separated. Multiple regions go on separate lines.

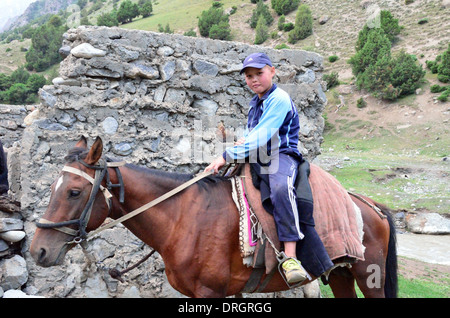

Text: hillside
xmin=1 ymin=0 xmax=449 ymax=214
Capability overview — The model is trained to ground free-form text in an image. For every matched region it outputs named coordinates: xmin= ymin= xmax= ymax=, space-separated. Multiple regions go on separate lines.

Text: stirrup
xmin=277 ymin=252 xmax=311 ymax=289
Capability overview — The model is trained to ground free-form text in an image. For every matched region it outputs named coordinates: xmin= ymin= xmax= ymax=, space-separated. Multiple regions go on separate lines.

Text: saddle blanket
xmin=230 ymin=163 xmax=365 ymax=269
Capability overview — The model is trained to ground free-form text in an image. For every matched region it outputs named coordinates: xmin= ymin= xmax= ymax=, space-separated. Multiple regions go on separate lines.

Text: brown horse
xmin=30 ymin=136 xmax=397 ymax=298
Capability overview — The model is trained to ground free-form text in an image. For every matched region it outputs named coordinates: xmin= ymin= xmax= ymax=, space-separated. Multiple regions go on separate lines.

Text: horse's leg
xmin=349 ymin=200 xmax=391 ymax=298
xmin=328 ymin=267 xmax=357 ymax=298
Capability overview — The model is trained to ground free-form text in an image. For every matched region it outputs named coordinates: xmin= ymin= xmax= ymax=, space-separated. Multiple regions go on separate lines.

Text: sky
xmin=0 ymin=0 xmax=37 ymax=31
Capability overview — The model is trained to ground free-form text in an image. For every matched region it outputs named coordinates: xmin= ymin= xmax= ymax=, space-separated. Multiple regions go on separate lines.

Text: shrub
xmin=349 ymin=28 xmax=391 ymax=76
xmin=271 ymin=0 xmax=300 ymax=16
xmin=97 ymin=11 xmax=119 ymax=27
xmin=288 ymin=4 xmax=312 ymax=44
xmin=283 ymin=22 xmax=294 ymax=32
xmin=249 ymin=0 xmax=273 ymax=29
xmin=355 ymin=10 xmax=401 ymax=51
xmin=208 ymin=20 xmax=231 ymax=40
xmin=323 ymin=72 xmax=339 ymax=89
xmin=275 ymin=43 xmax=290 ymax=50
xmin=198 ymin=4 xmax=231 ymax=40
xmin=254 ymin=15 xmax=269 ymax=44
xmin=438 ymin=74 xmax=449 ymax=83
xmin=278 ymin=15 xmax=285 ymax=31
xmin=183 ymin=29 xmax=197 ymax=37
xmin=116 ymin=0 xmax=139 ymax=24
xmin=357 ymin=97 xmax=367 ymax=108
xmin=418 ymin=18 xmax=428 ymax=25
xmin=430 ymin=84 xmax=446 ymax=93
xmin=437 ymin=88 xmax=449 ymax=102
xmin=328 ymin=55 xmax=339 ymax=63
xmin=25 ymin=18 xmax=66 ymax=72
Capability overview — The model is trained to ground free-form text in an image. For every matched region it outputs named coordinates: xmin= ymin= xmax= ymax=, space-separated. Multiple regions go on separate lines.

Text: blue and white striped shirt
xmin=223 ymin=84 xmax=302 ymax=163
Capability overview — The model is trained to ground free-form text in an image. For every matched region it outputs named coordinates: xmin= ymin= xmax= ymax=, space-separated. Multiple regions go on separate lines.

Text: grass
xmin=319 ymin=273 xmax=450 ymax=298
xmin=121 ymin=0 xmax=245 ymax=34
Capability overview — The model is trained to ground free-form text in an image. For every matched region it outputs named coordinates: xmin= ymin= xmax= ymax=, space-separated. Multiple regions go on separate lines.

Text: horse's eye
xmin=69 ymin=190 xmax=81 ymax=198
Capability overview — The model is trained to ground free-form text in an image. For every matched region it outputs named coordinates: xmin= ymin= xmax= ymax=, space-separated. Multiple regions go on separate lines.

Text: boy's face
xmin=244 ymin=65 xmax=275 ymax=98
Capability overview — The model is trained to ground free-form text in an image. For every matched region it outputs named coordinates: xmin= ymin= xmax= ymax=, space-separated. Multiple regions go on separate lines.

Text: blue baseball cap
xmin=240 ymin=52 xmax=273 ymax=74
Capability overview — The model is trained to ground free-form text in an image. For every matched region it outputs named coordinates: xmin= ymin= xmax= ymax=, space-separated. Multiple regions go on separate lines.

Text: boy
xmin=205 ymin=52 xmax=307 ymax=284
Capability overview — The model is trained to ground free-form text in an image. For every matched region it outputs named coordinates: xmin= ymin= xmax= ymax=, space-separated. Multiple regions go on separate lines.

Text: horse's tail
xmin=375 ymin=201 xmax=398 ymax=298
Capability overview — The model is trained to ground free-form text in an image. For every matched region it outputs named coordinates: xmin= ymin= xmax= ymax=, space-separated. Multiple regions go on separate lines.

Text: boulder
xmin=406 ymin=212 xmax=450 ymax=234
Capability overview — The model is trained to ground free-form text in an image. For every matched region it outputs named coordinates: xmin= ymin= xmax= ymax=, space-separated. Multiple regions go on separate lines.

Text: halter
xmin=36 ymin=158 xmax=126 ymax=244
xmin=35 ymin=156 xmax=212 ymax=245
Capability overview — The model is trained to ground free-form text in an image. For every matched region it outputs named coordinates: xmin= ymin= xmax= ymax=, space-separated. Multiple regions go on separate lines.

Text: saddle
xmin=228 ymin=161 xmax=365 ymax=292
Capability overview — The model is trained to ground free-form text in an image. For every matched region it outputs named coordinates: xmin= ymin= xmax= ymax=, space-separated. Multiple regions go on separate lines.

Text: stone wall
xmin=7 ymin=26 xmax=327 ymax=298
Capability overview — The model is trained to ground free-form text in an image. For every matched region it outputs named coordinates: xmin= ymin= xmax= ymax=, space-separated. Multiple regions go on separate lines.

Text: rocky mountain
xmin=3 ymin=0 xmax=77 ymax=32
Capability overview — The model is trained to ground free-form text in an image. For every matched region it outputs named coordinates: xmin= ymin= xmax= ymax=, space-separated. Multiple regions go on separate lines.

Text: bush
xmin=356 ymin=51 xmax=424 ymax=100
xmin=349 ymin=28 xmax=391 ymax=76
xmin=25 ymin=18 xmax=66 ymax=72
xmin=97 ymin=11 xmax=119 ymax=27
xmin=328 ymin=55 xmax=339 ymax=63
xmin=198 ymin=4 xmax=231 ymax=40
xmin=208 ymin=20 xmax=231 ymax=40
xmin=271 ymin=0 xmax=300 ymax=16
xmin=355 ymin=10 xmax=401 ymax=51
xmin=254 ymin=15 xmax=269 ymax=45
xmin=275 ymin=43 xmax=290 ymax=50
xmin=283 ymin=22 xmax=294 ymax=32
xmin=249 ymin=0 xmax=273 ymax=29
xmin=357 ymin=97 xmax=367 ymax=108
xmin=430 ymin=84 xmax=446 ymax=93
xmin=288 ymin=4 xmax=312 ymax=44
xmin=278 ymin=15 xmax=285 ymax=31
xmin=117 ymin=0 xmax=139 ymax=24
xmin=323 ymin=72 xmax=339 ymax=89
xmin=438 ymin=74 xmax=449 ymax=83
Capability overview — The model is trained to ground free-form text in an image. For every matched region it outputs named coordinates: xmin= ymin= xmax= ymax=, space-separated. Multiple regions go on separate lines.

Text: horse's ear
xmin=84 ymin=137 xmax=103 ymax=165
xmin=75 ymin=136 xmax=88 ymax=149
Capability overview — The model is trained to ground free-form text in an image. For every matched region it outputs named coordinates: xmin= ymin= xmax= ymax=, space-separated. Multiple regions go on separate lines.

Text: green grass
xmin=319 ymin=274 xmax=450 ymax=298
xmin=121 ymin=0 xmax=245 ymax=34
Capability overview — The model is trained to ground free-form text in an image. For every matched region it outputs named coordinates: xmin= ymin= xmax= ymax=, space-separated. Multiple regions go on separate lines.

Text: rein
xmin=36 ymin=158 xmax=213 ymax=245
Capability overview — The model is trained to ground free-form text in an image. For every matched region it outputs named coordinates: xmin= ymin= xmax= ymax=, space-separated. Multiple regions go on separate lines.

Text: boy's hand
xmin=234 ymin=137 xmax=245 ymax=146
xmin=204 ymin=156 xmax=226 ymax=175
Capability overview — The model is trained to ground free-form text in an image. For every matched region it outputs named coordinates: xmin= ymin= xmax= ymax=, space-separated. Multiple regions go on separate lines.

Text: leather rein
xmin=36 ymin=157 xmax=212 ymax=245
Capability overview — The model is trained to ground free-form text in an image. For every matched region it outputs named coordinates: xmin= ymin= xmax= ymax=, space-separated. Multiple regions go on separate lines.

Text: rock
xmin=442 ymin=0 xmax=450 ymax=8
xmin=113 ymin=142 xmax=133 ymax=156
xmin=406 ymin=212 xmax=450 ymax=234
xmin=193 ymin=60 xmax=219 ymax=76
xmin=2 ymin=289 xmax=45 ymax=298
xmin=102 ymin=117 xmax=119 ymax=135
xmin=0 ymin=255 xmax=28 ymax=290
xmin=23 ymin=109 xmax=40 ymax=126
xmin=71 ymin=43 xmax=107 ymax=59
xmin=52 ymin=77 xmax=82 ymax=86
xmin=319 ymin=15 xmax=329 ymax=25
xmin=59 ymin=45 xmax=71 ymax=58
xmin=0 ymin=230 xmax=26 ymax=242
xmin=0 ymin=218 xmax=23 ymax=232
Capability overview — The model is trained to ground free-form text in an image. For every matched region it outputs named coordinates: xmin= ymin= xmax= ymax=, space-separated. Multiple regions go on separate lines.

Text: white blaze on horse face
xmin=55 ymin=175 xmax=64 ymax=193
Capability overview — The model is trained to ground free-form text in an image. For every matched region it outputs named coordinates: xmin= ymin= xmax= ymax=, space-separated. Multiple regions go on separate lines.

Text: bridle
xmin=35 ymin=156 xmax=212 ymax=245
xmin=36 ymin=157 xmax=126 ymax=244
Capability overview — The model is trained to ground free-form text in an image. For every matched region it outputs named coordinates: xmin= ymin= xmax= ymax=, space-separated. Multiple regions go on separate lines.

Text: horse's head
xmin=30 ymin=136 xmax=112 ymax=267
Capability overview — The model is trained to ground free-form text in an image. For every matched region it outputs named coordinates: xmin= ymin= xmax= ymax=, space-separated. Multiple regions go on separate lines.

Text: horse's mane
xmin=64 ymin=147 xmax=227 ymax=190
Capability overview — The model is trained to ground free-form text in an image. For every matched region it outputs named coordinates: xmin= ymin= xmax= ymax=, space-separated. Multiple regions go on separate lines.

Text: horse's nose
xmin=31 ymin=246 xmax=48 ymax=265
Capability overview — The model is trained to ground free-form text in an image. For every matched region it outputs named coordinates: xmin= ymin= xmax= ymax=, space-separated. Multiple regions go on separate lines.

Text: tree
xmin=349 ymin=28 xmax=391 ymax=76
xmin=250 ymin=0 xmax=273 ymax=29
xmin=271 ymin=0 xmax=300 ymax=16
xmin=139 ymin=0 xmax=153 ymax=18
xmin=198 ymin=5 xmax=231 ymax=40
xmin=117 ymin=0 xmax=139 ymax=24
xmin=97 ymin=11 xmax=119 ymax=27
xmin=25 ymin=18 xmax=66 ymax=72
xmin=254 ymin=15 xmax=269 ymax=44
xmin=288 ymin=4 xmax=312 ymax=44
xmin=209 ymin=20 xmax=231 ymax=40
xmin=355 ymin=10 xmax=401 ymax=51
